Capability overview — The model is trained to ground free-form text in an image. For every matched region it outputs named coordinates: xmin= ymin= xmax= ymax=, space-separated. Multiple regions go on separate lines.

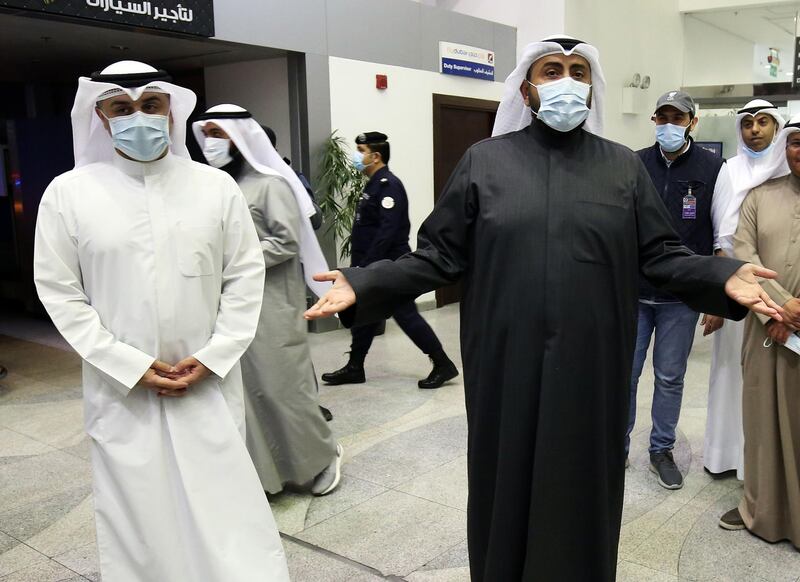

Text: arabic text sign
xmin=439 ymin=42 xmax=495 ymax=81
xmin=0 ymin=0 xmax=214 ymax=37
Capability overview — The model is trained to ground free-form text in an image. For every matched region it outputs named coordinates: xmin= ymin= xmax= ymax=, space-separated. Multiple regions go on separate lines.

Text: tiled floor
xmin=1 ymin=305 xmax=799 ymax=581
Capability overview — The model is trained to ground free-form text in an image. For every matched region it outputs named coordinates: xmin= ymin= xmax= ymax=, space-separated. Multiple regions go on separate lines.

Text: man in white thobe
xmin=704 ymin=99 xmax=787 ymax=478
xmin=33 ymin=61 xmax=290 ymax=582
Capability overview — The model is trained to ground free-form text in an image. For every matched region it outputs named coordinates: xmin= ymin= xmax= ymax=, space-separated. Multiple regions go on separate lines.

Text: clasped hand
xmin=780 ymin=298 xmax=800 ymax=329
xmin=766 ymin=320 xmax=795 ymax=345
xmin=764 ymin=298 xmax=800 ymax=345
xmin=138 ymin=357 xmax=211 ymax=398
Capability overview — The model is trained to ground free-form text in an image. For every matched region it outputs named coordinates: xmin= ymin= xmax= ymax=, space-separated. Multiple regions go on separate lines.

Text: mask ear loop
xmin=526 ymin=80 xmax=541 ymax=116
xmin=681 ymin=113 xmax=695 ymax=142
xmin=361 ymin=151 xmax=377 ymax=169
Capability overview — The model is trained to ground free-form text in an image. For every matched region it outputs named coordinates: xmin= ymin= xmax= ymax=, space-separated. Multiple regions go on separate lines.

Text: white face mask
xmin=202 ymin=137 xmax=233 ymax=168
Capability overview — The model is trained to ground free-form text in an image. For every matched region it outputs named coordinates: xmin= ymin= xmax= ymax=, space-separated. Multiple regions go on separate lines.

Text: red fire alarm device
xmin=376 ymin=74 xmax=388 ymax=90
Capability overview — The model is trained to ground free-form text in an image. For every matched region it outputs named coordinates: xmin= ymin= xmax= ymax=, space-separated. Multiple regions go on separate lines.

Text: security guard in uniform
xmin=322 ymin=132 xmax=459 ymax=389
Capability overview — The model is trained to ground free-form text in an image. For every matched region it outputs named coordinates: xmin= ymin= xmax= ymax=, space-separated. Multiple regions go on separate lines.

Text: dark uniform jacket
xmin=637 ymin=139 xmax=725 ymax=301
xmin=350 ymin=166 xmax=412 ymax=267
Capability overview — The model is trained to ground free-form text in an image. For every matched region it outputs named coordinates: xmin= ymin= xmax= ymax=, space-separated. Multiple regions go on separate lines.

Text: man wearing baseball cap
xmin=626 ymin=90 xmax=733 ymax=490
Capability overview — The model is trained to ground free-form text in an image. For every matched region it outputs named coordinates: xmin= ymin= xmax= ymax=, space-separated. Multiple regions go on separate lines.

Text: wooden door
xmin=432 ymin=94 xmax=498 ymax=307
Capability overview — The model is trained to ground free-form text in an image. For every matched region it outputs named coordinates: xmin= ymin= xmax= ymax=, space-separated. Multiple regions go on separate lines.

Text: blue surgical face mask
xmin=106 ymin=111 xmax=171 ymax=162
xmin=352 ymin=151 xmax=374 ymax=173
xmin=743 ymin=143 xmax=772 ymax=159
xmin=655 ymin=123 xmax=689 ymax=153
xmin=529 ymin=76 xmax=592 ymax=132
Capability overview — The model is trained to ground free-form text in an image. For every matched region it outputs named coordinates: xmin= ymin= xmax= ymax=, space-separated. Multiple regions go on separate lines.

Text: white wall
xmin=565 ymin=0 xmax=685 ymax=150
xmin=328 ymin=56 xmax=505 ymax=300
xmin=679 ymin=0 xmax=796 ymax=12
xmin=682 ymin=16 xmax=758 ymax=86
xmin=422 ymin=0 xmax=566 ymax=56
xmin=204 ymin=57 xmax=294 ymax=157
xmin=683 ymin=15 xmax=794 ymax=86
xmin=417 ymin=0 xmax=686 ymax=150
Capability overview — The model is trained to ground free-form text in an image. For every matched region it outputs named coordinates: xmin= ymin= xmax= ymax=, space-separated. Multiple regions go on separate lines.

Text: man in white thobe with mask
xmin=33 ymin=61 xmax=290 ymax=582
xmin=704 ymin=99 xmax=787 ymax=478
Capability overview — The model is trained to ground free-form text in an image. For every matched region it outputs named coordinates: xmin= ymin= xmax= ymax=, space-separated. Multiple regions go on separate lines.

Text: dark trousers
xmin=350 ymin=301 xmax=442 ymax=361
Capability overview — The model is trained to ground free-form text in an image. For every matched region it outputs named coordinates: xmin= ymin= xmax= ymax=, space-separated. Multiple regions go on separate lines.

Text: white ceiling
xmin=0 ymin=10 xmax=286 ymax=83
xmin=689 ymin=3 xmax=799 ymax=46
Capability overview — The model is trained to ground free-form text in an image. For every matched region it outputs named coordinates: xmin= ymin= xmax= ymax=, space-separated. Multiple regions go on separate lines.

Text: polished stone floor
xmin=1 ymin=305 xmax=799 ymax=581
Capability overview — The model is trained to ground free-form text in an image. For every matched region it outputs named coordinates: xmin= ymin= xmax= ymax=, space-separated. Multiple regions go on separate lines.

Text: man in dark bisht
xmin=304 ymin=36 xmax=783 ymax=581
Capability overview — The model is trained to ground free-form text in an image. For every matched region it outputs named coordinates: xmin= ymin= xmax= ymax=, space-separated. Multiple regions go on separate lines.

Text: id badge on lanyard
xmin=682 ymin=187 xmax=697 ymax=220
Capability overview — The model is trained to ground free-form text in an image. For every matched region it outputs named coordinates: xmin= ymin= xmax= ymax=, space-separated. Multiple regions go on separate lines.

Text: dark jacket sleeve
xmin=340 ymin=150 xmax=477 ymax=327
xmin=296 ymin=170 xmax=323 ymax=230
xmin=634 ymin=159 xmax=747 ymax=320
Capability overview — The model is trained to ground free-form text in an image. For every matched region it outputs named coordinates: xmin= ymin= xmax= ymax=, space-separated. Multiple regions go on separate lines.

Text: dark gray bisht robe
xmin=339 ymin=119 xmax=747 ymax=581
xmin=237 ymin=164 xmax=336 ymax=494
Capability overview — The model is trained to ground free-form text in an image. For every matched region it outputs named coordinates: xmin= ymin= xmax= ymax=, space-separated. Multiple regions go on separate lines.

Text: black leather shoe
xmin=321 ymin=363 xmax=366 ymax=385
xmin=319 ymin=406 xmax=333 ymax=422
xmin=418 ymin=359 xmax=459 ymax=389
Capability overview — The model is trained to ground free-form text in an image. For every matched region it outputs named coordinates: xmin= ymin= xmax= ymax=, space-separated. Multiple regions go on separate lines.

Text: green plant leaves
xmin=317 ymin=131 xmax=367 ymax=261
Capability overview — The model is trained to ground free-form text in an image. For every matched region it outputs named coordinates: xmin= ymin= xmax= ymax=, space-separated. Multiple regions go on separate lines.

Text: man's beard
xmin=220 ymin=148 xmax=244 ymax=179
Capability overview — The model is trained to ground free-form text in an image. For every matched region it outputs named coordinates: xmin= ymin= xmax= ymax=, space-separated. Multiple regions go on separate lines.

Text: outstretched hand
xmin=304 ymin=271 xmax=356 ymax=320
xmin=725 ymin=264 xmax=784 ymax=321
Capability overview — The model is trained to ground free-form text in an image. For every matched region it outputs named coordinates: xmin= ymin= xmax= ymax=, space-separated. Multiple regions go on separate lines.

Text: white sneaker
xmin=311 ymin=443 xmax=343 ymax=496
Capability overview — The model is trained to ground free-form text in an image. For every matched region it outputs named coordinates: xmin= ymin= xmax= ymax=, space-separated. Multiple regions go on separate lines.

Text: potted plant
xmin=315 ymin=132 xmax=387 ymax=335
xmin=317 ymin=131 xmax=366 ymax=263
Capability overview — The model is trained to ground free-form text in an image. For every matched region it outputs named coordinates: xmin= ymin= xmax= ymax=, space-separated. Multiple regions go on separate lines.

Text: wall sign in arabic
xmin=0 ymin=0 xmax=214 ymax=36
xmin=439 ymin=41 xmax=495 ymax=82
